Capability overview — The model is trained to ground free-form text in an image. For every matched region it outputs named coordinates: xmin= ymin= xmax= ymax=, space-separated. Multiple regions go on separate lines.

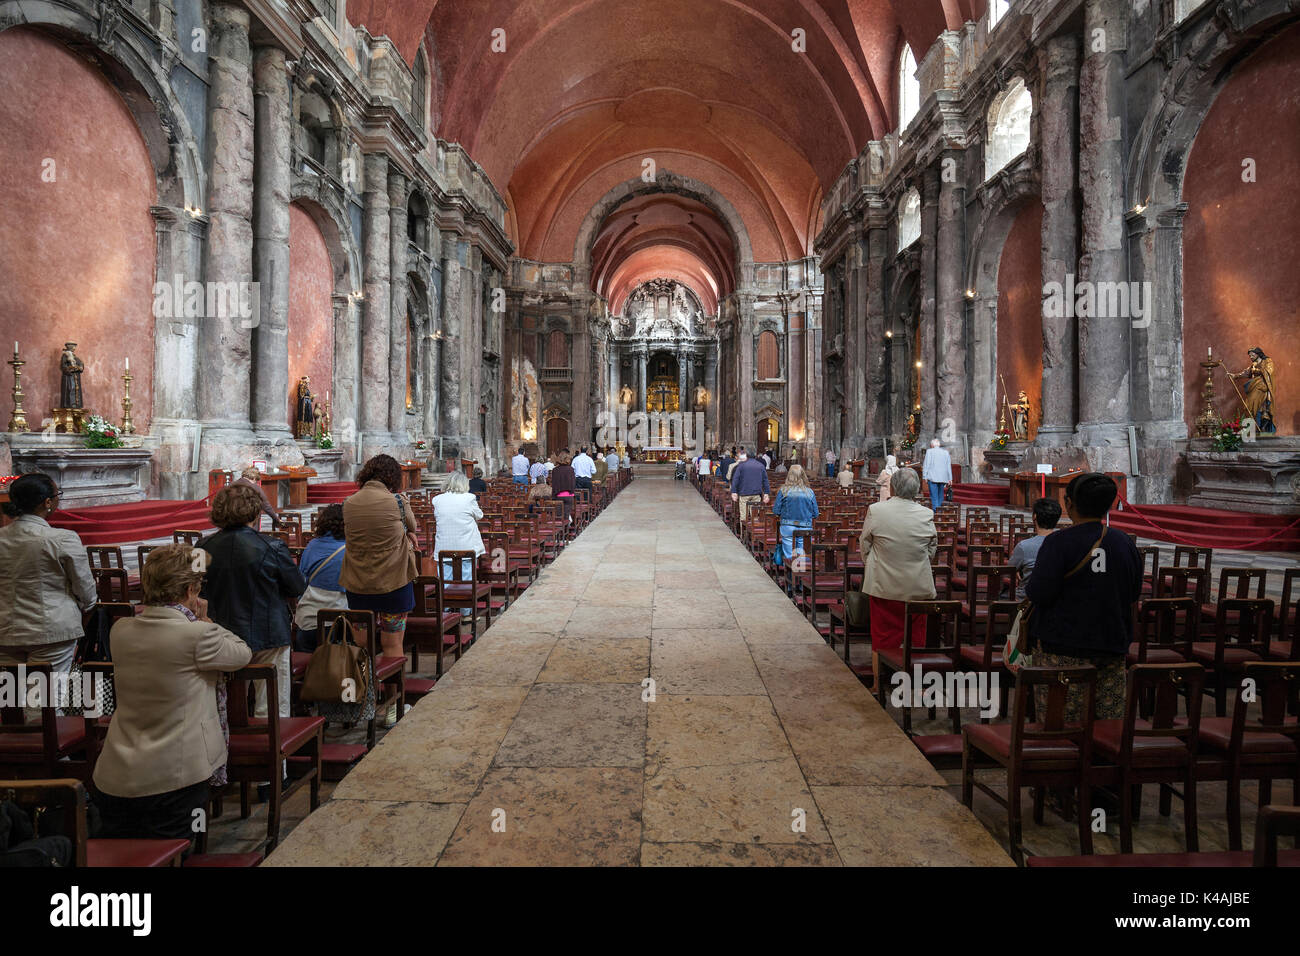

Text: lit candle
xmin=1207 ymin=346 xmax=1212 ymax=358
xmin=125 ymin=356 xmax=129 ymax=371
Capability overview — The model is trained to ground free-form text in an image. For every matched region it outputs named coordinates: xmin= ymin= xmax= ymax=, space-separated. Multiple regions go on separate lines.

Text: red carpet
xmin=951 ymin=483 xmax=1010 ymax=506
xmin=306 ymin=481 xmax=359 ymax=504
xmin=49 ymin=499 xmax=214 ymax=546
xmin=1108 ymin=502 xmax=1300 ymax=552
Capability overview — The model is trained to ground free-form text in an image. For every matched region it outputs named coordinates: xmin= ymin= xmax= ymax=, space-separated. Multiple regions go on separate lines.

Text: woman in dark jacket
xmin=200 ymin=483 xmax=306 ymax=719
xmin=549 ymin=451 xmax=577 ymax=521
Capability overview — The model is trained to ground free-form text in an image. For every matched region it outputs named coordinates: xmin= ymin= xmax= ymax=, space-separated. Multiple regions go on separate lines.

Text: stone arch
xmin=572 ymin=171 xmax=755 ymax=285
xmin=984 ymin=77 xmax=1033 ymax=180
xmin=896 ymin=186 xmax=921 ymax=252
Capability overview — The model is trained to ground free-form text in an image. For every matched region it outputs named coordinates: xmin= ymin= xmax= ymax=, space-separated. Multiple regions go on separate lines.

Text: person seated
xmin=468 ymin=464 xmax=488 ymax=498
xmin=528 ymin=474 xmax=552 ymax=506
xmin=200 ymin=484 xmax=306 ymax=720
xmin=837 ymin=464 xmax=856 ymax=490
xmin=1010 ymin=497 xmax=1062 ymax=600
xmin=92 ymin=543 xmax=251 ymax=847
xmin=293 ymin=504 xmax=348 ymax=652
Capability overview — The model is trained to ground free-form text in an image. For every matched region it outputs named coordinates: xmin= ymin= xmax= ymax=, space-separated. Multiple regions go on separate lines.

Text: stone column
xmin=789 ymin=307 xmax=805 ymax=443
xmin=360 ymin=153 xmax=391 ymax=448
xmin=863 ymin=216 xmax=889 ymax=447
xmin=918 ymin=168 xmax=940 ymax=437
xmin=463 ymin=248 xmax=483 ymax=454
xmin=198 ymin=2 xmax=254 ymax=433
xmin=1038 ymin=33 xmax=1081 ymax=446
xmin=439 ymin=233 xmax=462 ymax=447
xmin=637 ymin=347 xmax=647 ymax=411
xmin=388 ymin=170 xmax=409 ymax=439
xmin=935 ymin=150 xmax=966 ymax=448
xmin=738 ymin=293 xmax=756 ymax=446
xmin=1077 ymin=0 xmax=1131 ymax=467
xmin=250 ymin=44 xmax=293 ymax=445
xmin=572 ymin=300 xmax=591 ymax=447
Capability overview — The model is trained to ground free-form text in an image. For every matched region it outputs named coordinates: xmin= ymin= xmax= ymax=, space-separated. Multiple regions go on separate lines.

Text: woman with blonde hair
xmin=770 ymin=464 xmax=819 ymax=567
xmin=233 ymin=465 xmax=280 ymax=528
xmin=876 ymin=454 xmax=899 ymax=501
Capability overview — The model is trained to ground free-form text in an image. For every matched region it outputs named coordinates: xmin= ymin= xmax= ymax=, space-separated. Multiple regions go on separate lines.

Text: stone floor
xmin=263 ymin=469 xmax=1011 ymax=866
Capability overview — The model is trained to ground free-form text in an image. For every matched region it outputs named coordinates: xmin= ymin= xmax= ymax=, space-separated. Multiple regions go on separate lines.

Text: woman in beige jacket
xmin=858 ymin=467 xmax=937 ymax=685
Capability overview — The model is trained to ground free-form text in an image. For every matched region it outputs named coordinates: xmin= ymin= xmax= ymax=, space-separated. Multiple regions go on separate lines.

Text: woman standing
xmin=432 ymin=471 xmax=486 ymax=613
xmin=0 ymin=473 xmax=97 ymax=699
xmin=770 ymin=465 xmax=819 ymax=567
xmin=875 ymin=454 xmax=899 ymax=501
xmin=858 ymin=468 xmax=936 ymax=687
xmin=340 ymin=455 xmax=420 ymax=718
xmin=550 ymin=450 xmax=577 ymax=521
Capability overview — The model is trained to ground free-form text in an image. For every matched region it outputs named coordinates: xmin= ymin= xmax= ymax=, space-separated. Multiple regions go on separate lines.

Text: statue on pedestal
xmin=618 ymin=383 xmax=634 ymax=407
xmin=294 ymin=376 xmax=315 ymax=439
xmin=60 ymin=343 xmax=84 ymax=409
xmin=1231 ymin=347 xmax=1277 ymax=434
xmin=1009 ymin=390 xmax=1031 ymax=441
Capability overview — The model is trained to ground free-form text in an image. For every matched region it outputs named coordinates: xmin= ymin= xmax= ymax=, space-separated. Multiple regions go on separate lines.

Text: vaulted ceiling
xmin=345 ymin=0 xmax=987 ymax=310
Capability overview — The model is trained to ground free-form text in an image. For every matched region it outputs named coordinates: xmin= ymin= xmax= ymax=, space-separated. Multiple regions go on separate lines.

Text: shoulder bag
xmin=1004 ymin=527 xmax=1107 ymax=670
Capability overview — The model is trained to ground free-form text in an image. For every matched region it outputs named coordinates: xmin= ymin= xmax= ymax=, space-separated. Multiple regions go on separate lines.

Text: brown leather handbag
xmin=300 ymin=615 xmax=369 ymax=704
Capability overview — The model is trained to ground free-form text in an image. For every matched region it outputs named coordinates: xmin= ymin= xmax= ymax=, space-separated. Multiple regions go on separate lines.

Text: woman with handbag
xmin=293 ymin=504 xmax=349 ymax=652
xmin=770 ymin=465 xmax=818 ymax=567
xmin=340 ymin=455 xmax=420 ymax=726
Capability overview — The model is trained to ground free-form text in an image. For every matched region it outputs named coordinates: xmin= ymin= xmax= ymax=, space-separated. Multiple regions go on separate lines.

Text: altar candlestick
xmin=7 ymin=349 xmax=29 ymax=433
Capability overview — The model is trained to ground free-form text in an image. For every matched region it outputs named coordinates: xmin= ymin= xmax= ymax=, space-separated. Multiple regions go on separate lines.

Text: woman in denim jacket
xmin=770 ymin=465 xmax=819 ymax=566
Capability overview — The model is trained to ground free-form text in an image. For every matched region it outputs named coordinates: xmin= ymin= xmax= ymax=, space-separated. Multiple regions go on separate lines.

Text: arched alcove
xmin=897 ymin=187 xmax=921 ymax=253
xmin=287 ymin=203 xmax=336 ymax=428
xmin=985 ymin=78 xmax=1033 ymax=180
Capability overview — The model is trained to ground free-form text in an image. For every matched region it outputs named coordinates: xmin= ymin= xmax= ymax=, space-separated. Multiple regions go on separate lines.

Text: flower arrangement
xmin=82 ymin=415 xmax=124 ymax=449
xmin=413 ymin=439 xmax=427 ymax=450
xmin=989 ymin=428 xmax=1012 ymax=450
xmin=316 ymin=432 xmax=334 ymax=450
xmin=1211 ymin=419 xmax=1242 ymax=453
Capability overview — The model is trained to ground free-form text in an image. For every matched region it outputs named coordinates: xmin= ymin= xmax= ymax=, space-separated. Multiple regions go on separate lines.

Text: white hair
xmin=445 ymin=470 xmax=470 ymax=494
xmin=891 ymin=467 xmax=921 ymax=499
xmin=930 ymin=439 xmax=941 ymax=448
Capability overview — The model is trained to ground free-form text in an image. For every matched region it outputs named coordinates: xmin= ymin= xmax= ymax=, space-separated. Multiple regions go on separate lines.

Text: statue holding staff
xmin=1230 ymin=347 xmax=1276 ymax=434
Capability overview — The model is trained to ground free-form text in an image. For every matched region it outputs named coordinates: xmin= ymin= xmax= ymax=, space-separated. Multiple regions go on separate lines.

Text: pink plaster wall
xmin=1182 ymin=22 xmax=1300 ymax=435
xmin=0 ymin=29 xmax=156 ymax=432
xmin=287 ymin=204 xmax=335 ymax=425
xmin=996 ymin=201 xmax=1044 ymax=436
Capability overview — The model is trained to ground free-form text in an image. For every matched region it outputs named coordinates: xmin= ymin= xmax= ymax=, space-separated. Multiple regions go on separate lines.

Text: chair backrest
xmin=969 ymin=564 xmax=1016 ymax=605
xmin=1120 ymin=663 xmax=1205 ymax=764
xmin=85 ymin=546 xmax=123 ymax=570
xmin=267 ymin=529 xmax=291 ymax=547
xmin=963 ymin=508 xmax=990 ymax=534
xmin=1254 ymin=805 xmax=1300 ymax=867
xmin=1215 ymin=598 xmax=1274 ymax=659
xmin=976 ymin=600 xmax=1020 ymax=668
xmin=411 ymin=575 xmax=445 ymax=617
xmin=438 ymin=549 xmax=478 ymax=583
xmin=901 ymin=600 xmax=962 ymax=666
xmin=136 ymin=544 xmax=157 ymax=569
xmin=931 ymin=564 xmax=953 ymax=600
xmin=228 ymin=663 xmax=284 ymax=752
xmin=92 ymin=567 xmax=130 ymax=603
xmin=1216 ymin=567 xmax=1267 ymax=602
xmin=1155 ymin=566 xmax=1206 ymax=600
xmin=1136 ymin=546 xmax=1159 ymax=582
xmin=968 ymin=544 xmax=1005 ymax=568
xmin=1280 ymin=568 xmax=1299 ymax=642
xmin=1173 ymin=545 xmax=1213 ymax=603
xmin=934 ymin=542 xmax=955 ymax=571
xmin=0 ymin=663 xmax=60 ymax=754
xmin=0 ymin=779 xmax=88 ymax=866
xmin=173 ymin=529 xmax=203 ymax=546
xmin=1232 ymin=662 xmax=1300 ymax=752
xmin=1135 ymin=597 xmax=1199 ymax=661
xmin=809 ymin=543 xmax=849 ymax=592
xmin=481 ymin=531 xmax=508 ymax=573
xmin=315 ymin=608 xmax=377 ymax=650
xmin=1010 ymin=665 xmax=1098 ymax=760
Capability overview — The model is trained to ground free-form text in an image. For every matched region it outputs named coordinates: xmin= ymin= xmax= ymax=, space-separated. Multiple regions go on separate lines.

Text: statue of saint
xmin=59 ymin=342 xmax=84 ymax=409
xmin=694 ymin=384 xmax=708 ymax=407
xmin=295 ymin=376 xmax=315 ymax=439
xmin=1232 ymin=347 xmax=1276 ymax=434
xmin=618 ymin=383 xmax=634 ymax=406
xmin=1009 ymin=390 xmax=1031 ymax=440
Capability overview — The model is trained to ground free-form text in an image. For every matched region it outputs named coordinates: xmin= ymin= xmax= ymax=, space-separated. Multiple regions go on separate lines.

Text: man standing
xmin=922 ymin=439 xmax=952 ymax=509
xmin=510 ymin=446 xmax=530 ymax=485
xmin=729 ymin=449 xmax=770 ymax=523
xmin=825 ymin=447 xmax=837 ymax=478
xmin=715 ymin=449 xmax=733 ymax=483
xmin=572 ymin=445 xmax=596 ymax=491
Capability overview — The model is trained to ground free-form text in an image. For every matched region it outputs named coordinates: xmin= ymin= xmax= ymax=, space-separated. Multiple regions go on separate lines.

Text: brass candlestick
xmin=120 ymin=371 xmax=135 ymax=436
xmin=1195 ymin=359 xmax=1220 ymax=438
xmin=7 ymin=351 xmax=28 ymax=432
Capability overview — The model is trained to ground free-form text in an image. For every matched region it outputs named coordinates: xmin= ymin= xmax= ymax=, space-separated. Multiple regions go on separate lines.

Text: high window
xmin=898 ymin=45 xmax=920 ymax=133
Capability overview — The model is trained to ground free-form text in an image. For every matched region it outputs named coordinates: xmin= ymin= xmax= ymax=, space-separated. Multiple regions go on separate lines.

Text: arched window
xmin=298 ymin=87 xmax=337 ymax=173
xmin=985 ymin=77 xmax=1033 ymax=179
xmin=407 ymin=191 xmax=429 ymax=250
xmin=412 ymin=51 xmax=428 ymax=129
xmin=756 ymin=330 xmax=780 ymax=380
xmin=898 ymin=44 xmax=920 ymax=133
xmin=546 ymin=330 xmax=568 ymax=368
xmin=988 ymin=0 xmax=1011 ymax=30
xmin=897 ymin=187 xmax=921 ymax=253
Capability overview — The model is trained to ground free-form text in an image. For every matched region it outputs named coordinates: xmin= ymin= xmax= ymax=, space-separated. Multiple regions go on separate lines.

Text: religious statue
xmin=694 ymin=384 xmax=708 ymax=407
xmin=313 ymin=402 xmax=325 ymax=439
xmin=1231 ymin=347 xmax=1277 ymax=434
xmin=60 ymin=342 xmax=84 ymax=409
xmin=618 ymin=383 xmax=634 ymax=406
xmin=295 ymin=376 xmax=315 ymax=439
xmin=1009 ymin=390 xmax=1031 ymax=441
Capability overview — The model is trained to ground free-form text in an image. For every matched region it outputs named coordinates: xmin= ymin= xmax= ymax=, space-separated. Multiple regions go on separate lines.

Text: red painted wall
xmin=0 ymin=29 xmax=155 ymax=431
xmin=287 ymin=204 xmax=335 ymax=426
xmin=996 ymin=201 xmax=1044 ymax=436
xmin=1183 ymin=22 xmax=1300 ymax=435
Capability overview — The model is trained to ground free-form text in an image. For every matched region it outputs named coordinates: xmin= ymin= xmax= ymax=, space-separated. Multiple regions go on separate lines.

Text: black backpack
xmin=0 ymin=799 xmax=72 ymax=867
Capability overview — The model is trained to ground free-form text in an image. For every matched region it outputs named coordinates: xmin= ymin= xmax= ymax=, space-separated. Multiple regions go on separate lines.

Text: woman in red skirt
xmin=857 ymin=466 xmax=937 ymax=688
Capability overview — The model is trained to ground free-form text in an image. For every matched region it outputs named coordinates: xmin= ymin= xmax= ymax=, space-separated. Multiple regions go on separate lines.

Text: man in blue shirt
xmin=921 ymin=439 xmax=952 ymax=509
xmin=1010 ymin=497 xmax=1062 ymax=599
xmin=510 ymin=447 xmax=530 ymax=484
xmin=572 ymin=445 xmax=596 ymax=491
xmin=728 ymin=449 xmax=770 ymax=522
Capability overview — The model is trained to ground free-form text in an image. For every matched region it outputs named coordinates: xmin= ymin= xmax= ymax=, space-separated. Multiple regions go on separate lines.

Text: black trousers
xmin=94 ymin=779 xmax=210 ymax=844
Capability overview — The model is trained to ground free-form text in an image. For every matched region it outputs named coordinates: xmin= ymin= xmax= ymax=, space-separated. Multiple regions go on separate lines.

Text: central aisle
xmin=268 ymin=472 xmax=1009 ymax=866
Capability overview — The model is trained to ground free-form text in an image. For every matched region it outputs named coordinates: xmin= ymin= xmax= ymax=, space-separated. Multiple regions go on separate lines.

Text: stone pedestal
xmin=11 ymin=437 xmax=154 ymax=507
xmin=982 ymin=443 xmax=1034 ymax=482
xmin=1185 ymin=438 xmax=1300 ymax=515
xmin=302 ymin=446 xmax=344 ymax=483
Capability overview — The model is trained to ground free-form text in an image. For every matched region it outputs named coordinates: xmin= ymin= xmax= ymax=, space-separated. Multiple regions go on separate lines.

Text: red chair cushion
xmin=877 ymin=648 xmax=954 ymax=672
xmin=1190 ymin=643 xmax=1262 ymax=666
xmin=958 ymin=645 xmax=1005 ymax=669
xmin=374 ymin=656 xmax=405 ymax=680
xmin=1125 ymin=643 xmax=1188 ymax=665
xmin=965 ymin=722 xmax=1081 ymax=762
xmin=913 ymin=733 xmax=963 ymax=761
xmin=87 ymin=838 xmax=189 ymax=867
xmin=1197 ymin=717 xmax=1299 ymax=756
xmin=184 ymin=851 xmax=263 ymax=867
xmin=228 ymin=716 xmax=325 ymax=758
xmin=0 ymin=716 xmax=86 ymax=756
xmin=1091 ymin=718 xmax=1191 ymax=766
xmin=291 ymin=651 xmax=312 ymax=678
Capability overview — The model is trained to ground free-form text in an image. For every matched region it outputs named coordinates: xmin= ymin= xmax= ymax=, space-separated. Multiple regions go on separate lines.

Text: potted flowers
xmin=989 ymin=427 xmax=1012 ymax=450
xmin=316 ymin=431 xmax=334 ymax=449
xmin=82 ymin=415 xmax=125 ymax=449
xmin=1211 ymin=419 xmax=1243 ymax=453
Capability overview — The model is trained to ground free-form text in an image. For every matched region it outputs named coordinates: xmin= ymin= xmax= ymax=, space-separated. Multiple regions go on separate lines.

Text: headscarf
xmin=882 ymin=454 xmax=898 ymax=475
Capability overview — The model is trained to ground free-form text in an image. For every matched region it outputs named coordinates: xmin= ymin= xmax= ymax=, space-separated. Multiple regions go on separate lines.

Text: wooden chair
xmin=314 ymin=609 xmax=404 ymax=749
xmin=277 ymin=512 xmax=303 ymax=546
xmin=1136 ymin=546 xmax=1160 ymax=597
xmin=1191 ymin=598 xmax=1273 ymax=717
xmin=1201 ymin=568 xmax=1268 ymax=631
xmin=1091 ymin=663 xmax=1206 ymax=853
xmin=92 ymin=567 xmax=131 ymax=603
xmin=962 ymin=665 xmax=1099 ymax=866
xmin=477 ymin=531 xmax=517 ymax=612
xmin=958 ymin=599 xmax=1019 ymax=721
xmin=1155 ymin=566 xmax=1207 ymax=601
xmin=0 ymin=664 xmax=89 ymax=780
xmin=407 ymin=575 xmax=466 ymax=677
xmin=173 ymin=529 xmax=204 ymax=547
xmin=225 ymin=664 xmax=324 ymax=851
xmin=793 ymin=543 xmax=849 ymax=636
xmin=1196 ymin=661 xmax=1300 ymax=850
xmin=876 ymin=600 xmax=963 ymax=735
xmin=1172 ymin=545 xmax=1214 ymax=605
xmin=959 ymin=564 xmax=1016 ymax=644
xmin=1129 ymin=597 xmax=1198 ymax=666
xmin=438 ymin=549 xmax=493 ymax=641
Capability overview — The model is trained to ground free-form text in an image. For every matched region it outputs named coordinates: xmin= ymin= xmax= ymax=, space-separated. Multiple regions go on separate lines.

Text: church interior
xmin=1 ymin=0 xmax=1299 ymax=889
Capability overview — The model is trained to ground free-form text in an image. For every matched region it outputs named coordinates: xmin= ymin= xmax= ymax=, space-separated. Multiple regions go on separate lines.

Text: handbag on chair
xmin=301 ymin=615 xmax=369 ymax=704
xmin=846 ymin=590 xmax=870 ymax=630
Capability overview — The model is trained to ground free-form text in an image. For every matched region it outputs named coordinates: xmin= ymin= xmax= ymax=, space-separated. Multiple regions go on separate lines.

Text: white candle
xmin=12 ymin=342 xmax=16 ymax=356
xmin=1207 ymin=346 xmax=1212 ymax=358
xmin=124 ymin=356 xmax=129 ymax=371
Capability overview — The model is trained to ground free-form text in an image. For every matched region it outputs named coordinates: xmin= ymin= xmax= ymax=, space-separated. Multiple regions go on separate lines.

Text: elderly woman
xmin=770 ymin=464 xmax=819 ymax=567
xmin=550 ymin=450 xmax=577 ymax=521
xmin=858 ymin=467 xmax=936 ymax=686
xmin=341 ymin=455 xmax=420 ymax=691
xmin=0 ymin=473 xmax=97 ymax=706
xmin=233 ymin=465 xmax=280 ymax=528
xmin=93 ymin=543 xmax=251 ymax=845
xmin=876 ymin=454 xmax=899 ymax=501
xmin=432 ymin=471 xmax=486 ymax=613
xmin=201 ymin=484 xmax=305 ymax=720
xmin=293 ymin=503 xmax=349 ymax=652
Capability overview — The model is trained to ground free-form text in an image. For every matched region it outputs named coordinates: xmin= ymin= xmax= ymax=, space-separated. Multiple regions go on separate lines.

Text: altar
xmin=643 ymin=445 xmax=682 ymax=462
